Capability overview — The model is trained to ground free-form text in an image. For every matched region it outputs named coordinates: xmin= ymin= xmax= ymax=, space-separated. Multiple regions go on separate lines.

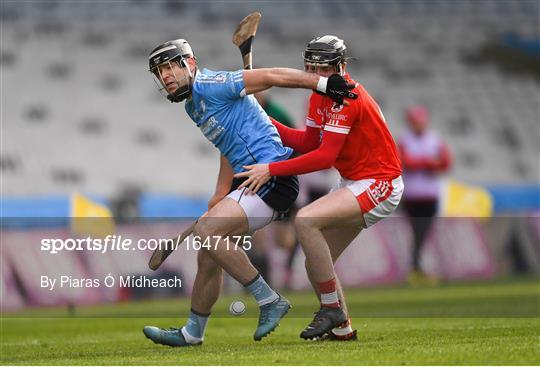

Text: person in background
xmin=398 ymin=105 xmax=453 ymax=286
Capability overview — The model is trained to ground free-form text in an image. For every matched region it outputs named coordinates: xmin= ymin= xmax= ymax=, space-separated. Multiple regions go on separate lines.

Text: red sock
xmin=317 ymin=278 xmax=340 ymax=308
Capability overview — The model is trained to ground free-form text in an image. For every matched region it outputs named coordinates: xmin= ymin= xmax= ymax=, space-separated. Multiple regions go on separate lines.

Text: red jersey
xmin=269 ymin=76 xmax=402 ymax=180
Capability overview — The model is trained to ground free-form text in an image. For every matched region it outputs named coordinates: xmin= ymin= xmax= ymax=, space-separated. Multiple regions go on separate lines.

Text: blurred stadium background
xmin=1 ymin=0 xmax=539 ymax=312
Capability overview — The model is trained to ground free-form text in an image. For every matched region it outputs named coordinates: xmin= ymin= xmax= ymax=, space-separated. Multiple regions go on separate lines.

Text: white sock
xmin=181 ymin=326 xmax=203 ymax=344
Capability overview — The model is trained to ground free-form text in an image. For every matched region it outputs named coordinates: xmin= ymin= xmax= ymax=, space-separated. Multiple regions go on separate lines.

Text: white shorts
xmin=331 ymin=176 xmax=404 ymax=228
xmin=227 ymin=188 xmax=278 ymax=233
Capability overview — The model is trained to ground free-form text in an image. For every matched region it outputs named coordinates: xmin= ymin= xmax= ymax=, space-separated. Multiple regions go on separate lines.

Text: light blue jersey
xmin=185 ymin=69 xmax=293 ymax=173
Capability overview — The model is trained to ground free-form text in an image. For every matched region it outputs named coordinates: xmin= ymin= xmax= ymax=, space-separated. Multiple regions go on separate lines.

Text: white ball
xmin=229 ymin=300 xmax=246 ymax=316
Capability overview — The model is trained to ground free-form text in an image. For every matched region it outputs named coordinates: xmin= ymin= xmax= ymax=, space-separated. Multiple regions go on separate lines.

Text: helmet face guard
xmin=150 ymin=57 xmax=193 ymax=103
xmin=148 ymin=40 xmax=195 ymax=103
xmin=303 ymin=35 xmax=347 ymax=75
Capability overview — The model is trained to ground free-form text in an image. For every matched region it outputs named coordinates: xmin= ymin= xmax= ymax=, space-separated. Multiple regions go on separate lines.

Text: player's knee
xmin=193 ymin=220 xmax=212 ymax=241
xmin=194 ymin=217 xmax=229 ymax=240
xmin=197 ymin=249 xmax=220 ymax=272
xmin=294 ymin=208 xmax=318 ymax=232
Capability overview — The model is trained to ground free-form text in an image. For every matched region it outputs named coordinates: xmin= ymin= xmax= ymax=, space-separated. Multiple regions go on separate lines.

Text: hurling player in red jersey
xmin=235 ymin=35 xmax=404 ymax=341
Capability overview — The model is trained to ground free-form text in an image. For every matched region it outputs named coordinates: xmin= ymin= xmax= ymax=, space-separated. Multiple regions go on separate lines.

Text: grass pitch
xmin=1 ymin=278 xmax=539 ymax=365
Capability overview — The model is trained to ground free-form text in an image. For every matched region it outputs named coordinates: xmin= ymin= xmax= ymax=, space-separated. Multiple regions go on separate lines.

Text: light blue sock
xmin=184 ymin=309 xmax=210 ymax=339
xmin=244 ymin=274 xmax=279 ymax=306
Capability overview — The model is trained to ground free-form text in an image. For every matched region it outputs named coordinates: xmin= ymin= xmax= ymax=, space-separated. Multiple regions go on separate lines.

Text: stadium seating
xmin=1 ymin=0 xmax=538 ymax=198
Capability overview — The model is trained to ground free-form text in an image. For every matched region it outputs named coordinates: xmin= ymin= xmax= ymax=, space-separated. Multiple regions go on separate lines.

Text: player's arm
xmin=269 ymin=93 xmax=323 ymax=153
xmin=268 ymin=131 xmax=347 ymax=176
xmin=270 ymin=117 xmax=320 ymax=154
xmin=436 ymin=142 xmax=453 ymax=172
xmin=243 ymin=68 xmax=319 ymax=94
xmin=267 ymin=95 xmax=356 ymax=176
xmin=243 ymin=68 xmax=357 ymax=105
xmin=208 ymin=154 xmax=234 ymax=210
xmin=422 ymin=143 xmax=453 ymax=172
xmin=234 ymin=130 xmax=348 ymax=193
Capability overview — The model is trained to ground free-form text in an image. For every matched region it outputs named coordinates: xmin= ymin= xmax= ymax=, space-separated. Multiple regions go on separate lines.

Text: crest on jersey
xmin=368 ymin=180 xmax=391 ymax=202
xmin=331 ymin=103 xmax=344 ymax=113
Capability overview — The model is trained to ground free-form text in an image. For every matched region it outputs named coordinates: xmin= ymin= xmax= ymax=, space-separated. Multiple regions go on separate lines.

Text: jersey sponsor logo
xmin=324 ymin=106 xmax=348 ymax=123
xmin=326 ymin=113 xmax=347 ymax=121
xmin=200 ymin=116 xmax=225 ymax=143
xmin=321 ymin=104 xmax=350 ymax=134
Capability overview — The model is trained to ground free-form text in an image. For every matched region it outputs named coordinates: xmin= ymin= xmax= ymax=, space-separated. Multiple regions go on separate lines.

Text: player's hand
xmin=322 ymin=74 xmax=357 ymax=105
xmin=234 ymin=163 xmax=271 ymax=195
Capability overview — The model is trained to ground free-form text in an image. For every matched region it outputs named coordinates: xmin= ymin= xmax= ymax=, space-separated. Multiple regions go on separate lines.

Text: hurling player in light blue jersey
xmin=143 ymin=39 xmax=357 ymax=347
